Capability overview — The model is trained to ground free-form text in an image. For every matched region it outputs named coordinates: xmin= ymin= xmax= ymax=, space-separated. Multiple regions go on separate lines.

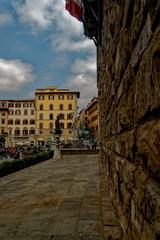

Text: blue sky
xmin=0 ymin=0 xmax=97 ymax=108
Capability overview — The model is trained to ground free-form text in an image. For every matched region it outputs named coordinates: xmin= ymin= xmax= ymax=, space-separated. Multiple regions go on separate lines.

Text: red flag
xmin=65 ymin=0 xmax=82 ymax=21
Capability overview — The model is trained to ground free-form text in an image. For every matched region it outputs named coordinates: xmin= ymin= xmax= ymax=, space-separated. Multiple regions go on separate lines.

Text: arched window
xmin=9 ymin=128 xmax=12 ymax=135
xmin=50 ymin=114 xmax=53 ymax=120
xmin=39 ymin=122 xmax=43 ymax=129
xmin=15 ymin=119 xmax=20 ymax=125
xmin=15 ymin=103 xmax=21 ymax=108
xmin=50 ymin=104 xmax=53 ymax=110
xmin=49 ymin=122 xmax=53 ymax=129
xmin=15 ymin=128 xmax=20 ymax=136
xmin=68 ymin=104 xmax=72 ymax=110
xmin=8 ymin=119 xmax=13 ymax=125
xmin=23 ymin=119 xmax=28 ymax=125
xmin=9 ymin=110 xmax=14 ymax=115
xmin=40 ymin=104 xmax=43 ymax=110
xmin=15 ymin=110 xmax=21 ymax=115
xmin=39 ymin=113 xmax=43 ymax=120
xmin=22 ymin=128 xmax=28 ymax=135
xmin=59 ymin=104 xmax=63 ymax=110
xmin=30 ymin=128 xmax=35 ymax=135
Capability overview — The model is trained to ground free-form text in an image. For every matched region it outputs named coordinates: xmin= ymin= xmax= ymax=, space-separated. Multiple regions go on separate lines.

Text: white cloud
xmin=0 ymin=13 xmax=13 ymax=26
xmin=0 ymin=58 xmax=34 ymax=92
xmin=67 ymin=53 xmax=97 ymax=108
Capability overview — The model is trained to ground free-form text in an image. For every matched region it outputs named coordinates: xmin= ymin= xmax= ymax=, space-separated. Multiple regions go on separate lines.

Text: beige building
xmin=35 ymin=86 xmax=80 ymax=145
xmin=0 ymin=101 xmax=9 ymax=146
xmin=7 ymin=100 xmax=36 ymax=147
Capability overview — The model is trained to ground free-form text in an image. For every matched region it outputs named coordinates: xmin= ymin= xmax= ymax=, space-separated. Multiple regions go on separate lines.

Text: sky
xmin=0 ymin=0 xmax=97 ymax=109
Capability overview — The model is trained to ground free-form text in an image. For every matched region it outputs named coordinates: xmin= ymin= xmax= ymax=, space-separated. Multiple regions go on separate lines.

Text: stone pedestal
xmin=50 ymin=137 xmax=61 ymax=160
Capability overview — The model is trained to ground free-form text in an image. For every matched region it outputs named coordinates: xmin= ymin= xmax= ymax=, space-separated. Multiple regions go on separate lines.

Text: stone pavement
xmin=0 ymin=154 xmax=122 ymax=240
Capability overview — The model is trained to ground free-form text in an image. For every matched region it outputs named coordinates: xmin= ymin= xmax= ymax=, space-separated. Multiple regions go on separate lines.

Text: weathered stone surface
xmin=98 ymin=0 xmax=160 ymax=239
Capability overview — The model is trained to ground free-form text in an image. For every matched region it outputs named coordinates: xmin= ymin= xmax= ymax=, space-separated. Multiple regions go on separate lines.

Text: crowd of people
xmin=0 ymin=146 xmax=42 ymax=160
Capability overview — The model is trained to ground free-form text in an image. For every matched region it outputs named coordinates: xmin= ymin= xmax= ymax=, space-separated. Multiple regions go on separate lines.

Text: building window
xmin=8 ymin=103 xmax=14 ymax=108
xmin=23 ymin=128 xmax=28 ymax=135
xmin=67 ymin=113 xmax=73 ymax=120
xmin=39 ymin=130 xmax=43 ymax=134
xmin=59 ymin=104 xmax=63 ymax=110
xmin=15 ymin=103 xmax=21 ymax=108
xmin=2 ymin=119 xmax=5 ymax=124
xmin=24 ymin=110 xmax=28 ymax=115
xmin=8 ymin=119 xmax=13 ymax=125
xmin=30 ymin=128 xmax=35 ymax=135
xmin=68 ymin=104 xmax=72 ymax=110
xmin=49 ymin=122 xmax=53 ymax=129
xmin=39 ymin=113 xmax=43 ymax=120
xmin=50 ymin=104 xmax=53 ymax=110
xmin=59 ymin=113 xmax=65 ymax=120
xmin=2 ymin=113 xmax=5 ymax=116
xmin=30 ymin=119 xmax=35 ymax=125
xmin=69 ymin=130 xmax=72 ymax=134
xmin=15 ymin=128 xmax=20 ymax=136
xmin=40 ymin=104 xmax=43 ymax=110
xmin=9 ymin=110 xmax=14 ymax=115
xmin=67 ymin=94 xmax=73 ymax=100
xmin=15 ymin=110 xmax=21 ymax=115
xmin=39 ymin=122 xmax=43 ymax=129
xmin=23 ymin=103 xmax=29 ymax=108
xmin=39 ymin=95 xmax=44 ymax=100
xmin=50 ymin=114 xmax=53 ymax=120
xmin=23 ymin=119 xmax=28 ymax=125
xmin=58 ymin=95 xmax=64 ymax=100
xmin=1 ymin=128 xmax=5 ymax=134
xmin=30 ymin=103 xmax=35 ymax=108
xmin=60 ymin=123 xmax=64 ymax=129
xmin=31 ymin=110 xmax=34 ymax=115
xmin=48 ymin=95 xmax=54 ymax=100
xmin=9 ymin=128 xmax=12 ymax=135
xmin=67 ymin=122 xmax=72 ymax=129
xmin=15 ymin=119 xmax=20 ymax=125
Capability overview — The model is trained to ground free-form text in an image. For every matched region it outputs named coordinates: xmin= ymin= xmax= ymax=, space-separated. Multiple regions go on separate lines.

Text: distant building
xmin=86 ymin=97 xmax=99 ymax=139
xmin=0 ymin=86 xmax=80 ymax=147
xmin=35 ymin=86 xmax=80 ymax=146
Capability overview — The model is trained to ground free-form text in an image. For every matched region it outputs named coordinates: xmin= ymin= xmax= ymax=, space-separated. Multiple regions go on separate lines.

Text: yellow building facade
xmin=35 ymin=86 xmax=80 ymax=145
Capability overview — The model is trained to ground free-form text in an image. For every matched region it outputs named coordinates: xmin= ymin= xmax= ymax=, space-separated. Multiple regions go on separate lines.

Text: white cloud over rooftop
xmin=0 ymin=58 xmax=34 ymax=92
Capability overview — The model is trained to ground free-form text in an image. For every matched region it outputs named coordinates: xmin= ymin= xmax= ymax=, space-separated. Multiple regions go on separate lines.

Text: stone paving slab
xmin=0 ymin=155 xmax=105 ymax=240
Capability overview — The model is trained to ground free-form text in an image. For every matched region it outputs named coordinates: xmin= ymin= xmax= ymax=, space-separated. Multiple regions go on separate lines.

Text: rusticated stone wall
xmin=97 ymin=1 xmax=160 ymax=239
